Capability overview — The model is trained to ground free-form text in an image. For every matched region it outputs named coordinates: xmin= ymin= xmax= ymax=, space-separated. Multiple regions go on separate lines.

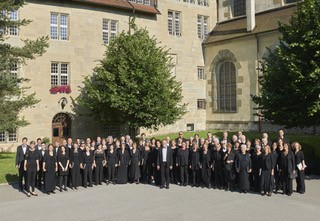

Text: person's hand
xmin=55 ymin=166 xmax=58 ymax=172
xmin=16 ymin=165 xmax=19 ymax=169
xmin=170 ymin=166 xmax=173 ymax=170
xmin=43 ymin=168 xmax=47 ymax=172
xmin=189 ymin=165 xmax=191 ymax=169
xmin=37 ymin=165 xmax=40 ymax=172
xmin=115 ymin=164 xmax=118 ymax=167
xmin=176 ymin=163 xmax=178 ymax=167
xmin=24 ymin=166 xmax=27 ymax=171
xmin=65 ymin=167 xmax=68 ymax=171
xmin=249 ymin=169 xmax=252 ymax=173
xmin=157 ymin=166 xmax=160 ymax=170
xmin=236 ymin=168 xmax=240 ymax=173
xmin=271 ymin=170 xmax=274 ymax=176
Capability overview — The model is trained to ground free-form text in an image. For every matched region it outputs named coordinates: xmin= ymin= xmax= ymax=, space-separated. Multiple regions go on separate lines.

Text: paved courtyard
xmin=0 ymin=177 xmax=319 ymax=221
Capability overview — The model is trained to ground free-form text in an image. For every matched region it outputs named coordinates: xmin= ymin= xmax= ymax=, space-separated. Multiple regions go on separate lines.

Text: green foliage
xmin=42 ymin=137 xmax=50 ymax=144
xmin=0 ymin=0 xmax=49 ymax=132
xmin=78 ymin=19 xmax=187 ymax=129
xmin=252 ymin=0 xmax=320 ymax=128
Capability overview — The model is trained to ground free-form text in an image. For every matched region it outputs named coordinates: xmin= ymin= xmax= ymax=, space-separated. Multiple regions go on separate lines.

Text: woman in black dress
xmin=93 ymin=144 xmax=106 ymax=185
xmin=116 ymin=143 xmax=129 ymax=184
xmin=200 ymin=144 xmax=212 ymax=188
xmin=129 ymin=142 xmax=141 ymax=184
xmin=107 ymin=144 xmax=117 ymax=184
xmin=280 ymin=143 xmax=295 ymax=196
xmin=43 ymin=144 xmax=58 ymax=195
xmin=236 ymin=144 xmax=252 ymax=193
xmin=170 ymin=140 xmax=178 ymax=185
xmin=260 ymin=146 xmax=274 ymax=196
xmin=24 ymin=141 xmax=39 ymax=197
xmin=58 ymin=145 xmax=69 ymax=192
xmin=189 ymin=143 xmax=200 ymax=187
xmin=81 ymin=145 xmax=94 ymax=188
xmin=141 ymin=140 xmax=152 ymax=184
xmin=70 ymin=143 xmax=81 ymax=189
xmin=293 ymin=142 xmax=306 ymax=194
xmin=224 ymin=143 xmax=235 ymax=192
xmin=271 ymin=142 xmax=279 ymax=193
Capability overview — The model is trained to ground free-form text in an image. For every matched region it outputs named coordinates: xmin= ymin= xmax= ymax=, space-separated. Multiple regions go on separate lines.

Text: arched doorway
xmin=52 ymin=113 xmax=72 ymax=144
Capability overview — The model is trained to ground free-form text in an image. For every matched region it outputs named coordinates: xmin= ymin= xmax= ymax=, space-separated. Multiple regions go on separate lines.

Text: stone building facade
xmin=0 ymin=0 xmax=300 ymax=150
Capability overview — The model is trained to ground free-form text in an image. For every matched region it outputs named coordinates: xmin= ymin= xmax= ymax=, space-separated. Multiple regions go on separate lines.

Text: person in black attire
xmin=280 ymin=143 xmax=295 ymax=196
xmin=212 ymin=143 xmax=224 ymax=189
xmin=251 ymin=145 xmax=263 ymax=192
xmin=200 ymin=143 xmax=212 ymax=188
xmin=43 ymin=144 xmax=57 ymax=195
xmin=116 ymin=143 xmax=129 ymax=184
xmin=189 ymin=143 xmax=200 ymax=187
xmin=129 ymin=142 xmax=141 ymax=184
xmin=70 ymin=143 xmax=81 ymax=189
xmin=275 ymin=129 xmax=290 ymax=145
xmin=81 ymin=145 xmax=94 ymax=188
xmin=58 ymin=145 xmax=69 ymax=192
xmin=176 ymin=142 xmax=189 ymax=186
xmin=93 ymin=144 xmax=106 ymax=185
xmin=141 ymin=141 xmax=152 ymax=184
xmin=224 ymin=143 xmax=235 ymax=191
xmin=24 ymin=141 xmax=39 ymax=197
xmin=236 ymin=144 xmax=252 ymax=193
xmin=16 ymin=137 xmax=29 ymax=192
xmin=152 ymin=140 xmax=161 ymax=186
xmin=260 ymin=146 xmax=274 ymax=196
xmin=175 ymin=131 xmax=187 ymax=144
xmin=170 ymin=140 xmax=179 ymax=185
xmin=293 ymin=142 xmax=306 ymax=194
xmin=157 ymin=140 xmax=173 ymax=189
xmin=270 ymin=142 xmax=279 ymax=193
xmin=36 ymin=142 xmax=46 ymax=190
xmin=106 ymin=144 xmax=117 ymax=184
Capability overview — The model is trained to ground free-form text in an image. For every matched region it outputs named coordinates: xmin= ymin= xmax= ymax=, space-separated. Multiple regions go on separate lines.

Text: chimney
xmin=246 ymin=0 xmax=255 ymax=32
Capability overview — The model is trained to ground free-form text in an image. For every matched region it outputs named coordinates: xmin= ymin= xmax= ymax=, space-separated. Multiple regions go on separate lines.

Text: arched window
xmin=217 ymin=61 xmax=237 ymax=112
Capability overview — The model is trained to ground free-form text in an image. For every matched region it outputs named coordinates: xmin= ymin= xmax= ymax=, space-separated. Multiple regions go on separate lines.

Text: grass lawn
xmin=0 ymin=152 xmax=18 ymax=184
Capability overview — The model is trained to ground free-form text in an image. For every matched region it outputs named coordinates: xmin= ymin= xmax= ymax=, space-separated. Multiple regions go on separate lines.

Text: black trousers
xmin=296 ymin=170 xmax=305 ymax=193
xmin=191 ymin=167 xmax=200 ymax=186
xmin=160 ymin=162 xmax=170 ymax=187
xmin=170 ymin=165 xmax=178 ymax=184
xmin=95 ymin=164 xmax=104 ymax=185
xmin=108 ymin=164 xmax=116 ymax=183
xmin=282 ymin=175 xmax=293 ymax=195
xmin=71 ymin=166 xmax=81 ymax=188
xmin=59 ymin=175 xmax=68 ymax=189
xmin=214 ymin=166 xmax=224 ymax=188
xmin=83 ymin=166 xmax=93 ymax=187
xmin=224 ymin=169 xmax=235 ymax=190
xmin=18 ymin=164 xmax=27 ymax=190
xmin=26 ymin=170 xmax=36 ymax=193
xmin=36 ymin=162 xmax=43 ymax=189
xmin=260 ymin=170 xmax=272 ymax=193
xmin=179 ymin=165 xmax=188 ymax=185
xmin=253 ymin=172 xmax=261 ymax=192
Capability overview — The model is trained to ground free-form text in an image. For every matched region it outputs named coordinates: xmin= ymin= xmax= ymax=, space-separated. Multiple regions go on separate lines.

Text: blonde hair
xmin=264 ymin=145 xmax=271 ymax=154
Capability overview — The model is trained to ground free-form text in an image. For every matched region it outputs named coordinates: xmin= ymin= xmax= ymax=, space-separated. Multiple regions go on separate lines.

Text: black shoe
xmin=60 ymin=188 xmax=63 ymax=192
xmin=165 ymin=186 xmax=169 ymax=189
xmin=64 ymin=188 xmax=67 ymax=191
xmin=51 ymin=191 xmax=56 ymax=194
xmin=160 ymin=186 xmax=164 ymax=189
xmin=243 ymin=190 xmax=248 ymax=194
xmin=47 ymin=192 xmax=50 ymax=195
xmin=183 ymin=183 xmax=187 ymax=187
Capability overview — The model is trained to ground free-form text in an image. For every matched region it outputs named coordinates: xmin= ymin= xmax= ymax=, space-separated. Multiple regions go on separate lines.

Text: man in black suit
xmin=157 ymin=140 xmax=173 ymax=189
xmin=15 ymin=137 xmax=29 ymax=191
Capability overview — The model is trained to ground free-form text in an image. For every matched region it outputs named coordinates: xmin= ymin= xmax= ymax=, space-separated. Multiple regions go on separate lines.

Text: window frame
xmin=50 ymin=12 xmax=69 ymax=41
xmin=216 ymin=61 xmax=237 ymax=113
xmin=168 ymin=10 xmax=182 ymax=36
xmin=51 ymin=62 xmax=70 ymax=87
xmin=197 ymin=67 xmax=205 ymax=80
xmin=197 ymin=99 xmax=206 ymax=110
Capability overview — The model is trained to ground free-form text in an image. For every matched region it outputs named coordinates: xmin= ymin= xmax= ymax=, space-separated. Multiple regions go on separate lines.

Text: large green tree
xmin=0 ymin=0 xmax=49 ymax=132
xmin=78 ymin=20 xmax=186 ymax=129
xmin=252 ymin=0 xmax=320 ymax=128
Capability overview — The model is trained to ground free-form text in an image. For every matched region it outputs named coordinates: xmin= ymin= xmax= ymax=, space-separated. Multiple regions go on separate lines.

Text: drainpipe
xmin=126 ymin=0 xmax=136 ymax=34
xmin=255 ymin=34 xmax=261 ymax=133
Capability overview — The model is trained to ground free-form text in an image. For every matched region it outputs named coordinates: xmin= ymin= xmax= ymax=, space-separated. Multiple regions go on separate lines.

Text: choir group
xmin=15 ymin=129 xmax=307 ymax=197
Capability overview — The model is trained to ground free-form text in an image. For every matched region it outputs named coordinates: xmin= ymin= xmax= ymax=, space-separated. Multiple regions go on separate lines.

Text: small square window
xmin=187 ymin=124 xmax=194 ymax=131
xmin=197 ymin=99 xmax=206 ymax=110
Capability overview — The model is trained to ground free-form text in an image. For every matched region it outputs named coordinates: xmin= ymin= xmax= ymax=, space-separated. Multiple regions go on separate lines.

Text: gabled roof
xmin=71 ymin=0 xmax=160 ymax=14
xmin=203 ymin=4 xmax=297 ymax=45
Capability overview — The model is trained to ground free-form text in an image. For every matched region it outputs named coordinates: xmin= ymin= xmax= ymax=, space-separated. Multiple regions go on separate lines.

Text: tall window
xmin=51 ymin=62 xmax=69 ymax=87
xmin=197 ymin=67 xmax=205 ymax=80
xmin=9 ymin=63 xmax=18 ymax=79
xmin=197 ymin=15 xmax=209 ymax=39
xmin=50 ymin=13 xmax=69 ymax=40
xmin=0 ymin=10 xmax=18 ymax=35
xmin=168 ymin=11 xmax=181 ymax=36
xmin=0 ymin=131 xmax=5 ymax=142
xmin=233 ymin=0 xmax=246 ymax=17
xmin=102 ymin=19 xmax=118 ymax=44
xmin=217 ymin=61 xmax=237 ymax=112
